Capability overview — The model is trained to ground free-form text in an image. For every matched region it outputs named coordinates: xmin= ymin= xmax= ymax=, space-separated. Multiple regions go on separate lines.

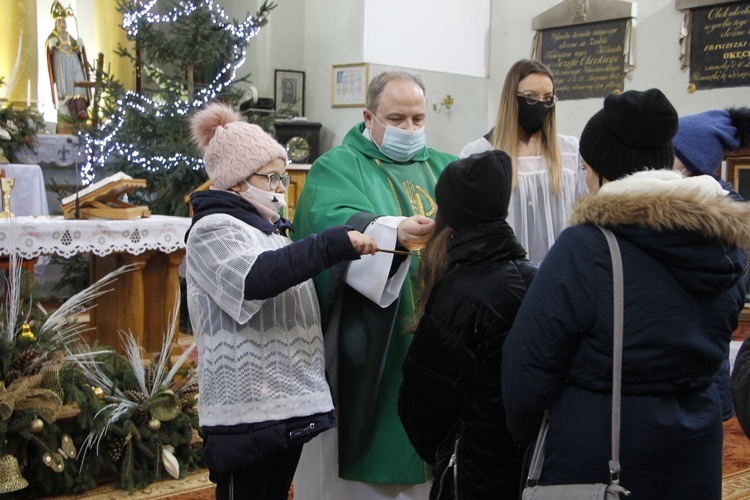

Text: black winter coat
xmin=398 ymin=221 xmax=537 ymax=500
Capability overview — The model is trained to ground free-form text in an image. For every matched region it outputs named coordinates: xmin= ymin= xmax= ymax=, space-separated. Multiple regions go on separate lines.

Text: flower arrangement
xmin=0 ymin=256 xmax=202 ymax=497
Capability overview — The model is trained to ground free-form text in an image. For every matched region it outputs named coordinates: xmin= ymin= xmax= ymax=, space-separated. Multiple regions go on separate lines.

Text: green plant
xmin=0 ymin=102 xmax=46 ymax=164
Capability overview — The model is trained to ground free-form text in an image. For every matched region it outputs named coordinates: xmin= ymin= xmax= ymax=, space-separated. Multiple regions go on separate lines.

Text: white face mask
xmin=371 ymin=114 xmax=426 ymax=162
xmin=240 ymin=180 xmax=286 ymax=212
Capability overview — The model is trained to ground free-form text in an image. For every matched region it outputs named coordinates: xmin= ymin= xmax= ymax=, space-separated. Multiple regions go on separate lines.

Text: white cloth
xmin=0 ymin=164 xmax=49 ymax=217
xmin=460 ymin=134 xmax=588 ymax=264
xmin=15 ymin=135 xmax=86 ymax=167
xmin=0 ymin=215 xmax=189 ymax=259
xmin=294 ymin=428 xmax=433 ymax=500
xmin=0 ymin=165 xmax=51 ymax=281
xmin=345 ymin=215 xmax=410 ymax=307
xmin=185 ymin=213 xmax=333 ymax=426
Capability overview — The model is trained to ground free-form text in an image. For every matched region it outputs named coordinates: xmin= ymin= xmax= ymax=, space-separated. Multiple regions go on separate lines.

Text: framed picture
xmin=331 ymin=63 xmax=369 ymax=108
xmin=274 ymin=70 xmax=305 ymax=116
xmin=734 ymin=162 xmax=750 ymax=201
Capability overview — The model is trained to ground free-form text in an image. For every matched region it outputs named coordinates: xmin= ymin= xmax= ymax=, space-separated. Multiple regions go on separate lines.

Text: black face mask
xmin=517 ymin=96 xmax=550 ymax=135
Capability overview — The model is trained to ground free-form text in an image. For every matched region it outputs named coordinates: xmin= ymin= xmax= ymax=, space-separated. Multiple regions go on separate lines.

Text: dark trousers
xmin=214 ymin=444 xmax=303 ymax=500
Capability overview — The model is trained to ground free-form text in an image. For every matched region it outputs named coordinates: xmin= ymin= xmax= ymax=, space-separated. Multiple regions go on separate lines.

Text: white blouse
xmin=460 ymin=134 xmax=588 ymax=264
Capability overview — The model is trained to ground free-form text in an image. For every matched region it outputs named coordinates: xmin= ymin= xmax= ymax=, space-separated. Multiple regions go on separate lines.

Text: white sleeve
xmin=459 ymin=137 xmax=493 ymax=158
xmin=344 ymin=216 xmax=411 ymax=308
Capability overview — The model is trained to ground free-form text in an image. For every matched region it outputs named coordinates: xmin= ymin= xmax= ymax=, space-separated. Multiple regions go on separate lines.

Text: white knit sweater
xmin=185 ymin=213 xmax=333 ymax=427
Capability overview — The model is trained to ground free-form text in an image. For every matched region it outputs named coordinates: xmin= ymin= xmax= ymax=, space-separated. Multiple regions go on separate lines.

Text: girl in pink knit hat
xmin=185 ymin=103 xmax=377 ymax=500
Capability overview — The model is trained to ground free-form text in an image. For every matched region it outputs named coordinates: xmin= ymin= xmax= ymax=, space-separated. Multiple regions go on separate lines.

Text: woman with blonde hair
xmin=461 ymin=59 xmax=587 ymax=263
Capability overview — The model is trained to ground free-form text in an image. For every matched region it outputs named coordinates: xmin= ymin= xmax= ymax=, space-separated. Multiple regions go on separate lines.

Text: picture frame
xmin=331 ymin=63 xmax=369 ymax=108
xmin=274 ymin=70 xmax=305 ymax=117
xmin=733 ymin=162 xmax=750 ymax=201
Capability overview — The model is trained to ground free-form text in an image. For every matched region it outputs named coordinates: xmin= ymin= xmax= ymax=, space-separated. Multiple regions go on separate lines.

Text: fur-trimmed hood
xmin=571 ymin=169 xmax=750 ymax=295
xmin=572 ymin=170 xmax=750 ymax=248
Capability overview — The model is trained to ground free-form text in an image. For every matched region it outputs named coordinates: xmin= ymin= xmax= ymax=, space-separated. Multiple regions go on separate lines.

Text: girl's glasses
xmin=252 ymin=172 xmax=291 ymax=190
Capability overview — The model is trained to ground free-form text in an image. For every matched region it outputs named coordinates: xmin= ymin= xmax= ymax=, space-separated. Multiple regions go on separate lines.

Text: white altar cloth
xmin=2 ymin=164 xmax=50 ymax=217
xmin=0 ymin=215 xmax=191 ymax=259
xmin=15 ymin=134 xmax=85 ymax=167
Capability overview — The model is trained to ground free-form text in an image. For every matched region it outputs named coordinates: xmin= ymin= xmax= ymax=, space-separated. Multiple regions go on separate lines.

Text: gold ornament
xmin=59 ymin=434 xmax=77 ymax=459
xmin=30 ymin=417 xmax=44 ymax=434
xmin=149 ymin=390 xmax=182 ymax=422
xmin=0 ymin=454 xmax=29 ymax=493
xmin=148 ymin=418 xmax=161 ymax=431
xmin=0 ymin=455 xmax=29 ymax=493
xmin=42 ymin=451 xmax=65 ymax=473
xmin=91 ymin=386 xmax=104 ymax=400
xmin=19 ymin=324 xmax=35 ymax=342
xmin=687 ymin=83 xmax=696 ymax=94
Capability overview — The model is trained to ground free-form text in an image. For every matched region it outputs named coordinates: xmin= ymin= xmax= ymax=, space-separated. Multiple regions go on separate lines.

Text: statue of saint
xmin=46 ymin=1 xmax=90 ymax=121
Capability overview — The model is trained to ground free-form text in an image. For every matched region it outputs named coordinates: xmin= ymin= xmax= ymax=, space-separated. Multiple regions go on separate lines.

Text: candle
xmin=26 ymin=79 xmax=30 ymax=108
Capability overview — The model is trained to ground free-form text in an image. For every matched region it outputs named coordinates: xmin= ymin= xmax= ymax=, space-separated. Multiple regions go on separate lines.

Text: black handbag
xmin=521 ymin=227 xmax=630 ymax=499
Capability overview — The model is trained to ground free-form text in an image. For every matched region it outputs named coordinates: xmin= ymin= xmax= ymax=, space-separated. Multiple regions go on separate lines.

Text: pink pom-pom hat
xmin=189 ymin=102 xmax=287 ymax=190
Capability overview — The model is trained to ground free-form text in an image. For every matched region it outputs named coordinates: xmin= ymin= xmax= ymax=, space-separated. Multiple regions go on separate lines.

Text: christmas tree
xmin=82 ymin=0 xmax=277 ymax=216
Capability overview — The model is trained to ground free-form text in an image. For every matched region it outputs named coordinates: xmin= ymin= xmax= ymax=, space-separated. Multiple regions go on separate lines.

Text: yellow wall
xmin=0 ymin=0 xmax=38 ymax=108
xmin=94 ymin=2 xmax=135 ymax=91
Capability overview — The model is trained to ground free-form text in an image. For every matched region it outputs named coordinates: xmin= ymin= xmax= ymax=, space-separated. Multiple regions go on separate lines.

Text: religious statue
xmin=46 ymin=1 xmax=90 ymax=121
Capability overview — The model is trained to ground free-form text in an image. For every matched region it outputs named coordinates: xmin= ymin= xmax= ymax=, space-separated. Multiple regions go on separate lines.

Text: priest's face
xmin=363 ymin=79 xmax=427 ymax=148
xmin=56 ymin=18 xmax=67 ymax=34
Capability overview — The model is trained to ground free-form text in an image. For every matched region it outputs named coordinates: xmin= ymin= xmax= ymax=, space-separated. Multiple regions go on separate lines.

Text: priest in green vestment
xmin=291 ymin=70 xmax=457 ymax=498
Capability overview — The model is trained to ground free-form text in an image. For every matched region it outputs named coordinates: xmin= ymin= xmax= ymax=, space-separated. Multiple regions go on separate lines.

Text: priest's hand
xmin=397 ymin=215 xmax=435 ymax=251
xmin=348 ymin=231 xmax=378 ymax=255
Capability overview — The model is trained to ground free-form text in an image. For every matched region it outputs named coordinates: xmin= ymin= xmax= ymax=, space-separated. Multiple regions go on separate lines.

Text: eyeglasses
xmin=517 ymin=92 xmax=558 ymax=108
xmin=252 ymin=172 xmax=291 ymax=190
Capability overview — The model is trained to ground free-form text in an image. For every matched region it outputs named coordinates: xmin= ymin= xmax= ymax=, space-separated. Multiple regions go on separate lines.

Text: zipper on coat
xmin=289 ymin=422 xmax=315 ymax=439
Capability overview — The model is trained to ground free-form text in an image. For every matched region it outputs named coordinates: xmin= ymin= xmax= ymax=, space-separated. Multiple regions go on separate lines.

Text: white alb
xmin=461 ymin=134 xmax=588 ymax=264
xmin=185 ymin=213 xmax=333 ymax=427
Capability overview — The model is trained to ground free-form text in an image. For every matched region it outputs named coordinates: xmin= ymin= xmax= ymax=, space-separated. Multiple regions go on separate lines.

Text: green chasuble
xmin=292 ymin=123 xmax=457 ymax=484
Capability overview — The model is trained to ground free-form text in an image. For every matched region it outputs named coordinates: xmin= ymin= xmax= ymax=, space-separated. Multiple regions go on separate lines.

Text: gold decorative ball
xmin=91 ymin=386 xmax=104 ymax=400
xmin=148 ymin=418 xmax=161 ymax=431
xmin=30 ymin=417 xmax=44 ymax=434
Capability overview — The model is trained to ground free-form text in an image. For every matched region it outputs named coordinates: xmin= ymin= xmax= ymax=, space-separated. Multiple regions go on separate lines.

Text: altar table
xmin=0 ymin=215 xmax=191 ymax=353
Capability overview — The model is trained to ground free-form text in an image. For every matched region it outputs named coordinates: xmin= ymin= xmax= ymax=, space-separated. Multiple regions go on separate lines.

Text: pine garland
xmin=0 ymin=269 xmax=203 ymax=497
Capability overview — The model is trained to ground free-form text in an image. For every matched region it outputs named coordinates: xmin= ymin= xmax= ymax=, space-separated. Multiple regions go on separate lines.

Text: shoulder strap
xmin=599 ymin=226 xmax=624 ymax=484
xmin=525 ymin=226 xmax=624 ymax=486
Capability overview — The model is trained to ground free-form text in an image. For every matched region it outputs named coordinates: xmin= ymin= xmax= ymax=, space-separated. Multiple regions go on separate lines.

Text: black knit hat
xmin=580 ymin=89 xmax=678 ymax=181
xmin=434 ymin=150 xmax=512 ymax=231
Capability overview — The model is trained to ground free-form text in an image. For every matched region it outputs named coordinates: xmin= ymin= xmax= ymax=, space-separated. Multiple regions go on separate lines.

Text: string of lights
xmin=81 ymin=0 xmax=264 ymax=182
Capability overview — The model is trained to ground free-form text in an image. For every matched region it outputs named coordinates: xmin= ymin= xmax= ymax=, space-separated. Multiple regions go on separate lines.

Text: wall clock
xmin=286 ymin=136 xmax=311 ymax=163
xmin=274 ymin=121 xmax=322 ymax=164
